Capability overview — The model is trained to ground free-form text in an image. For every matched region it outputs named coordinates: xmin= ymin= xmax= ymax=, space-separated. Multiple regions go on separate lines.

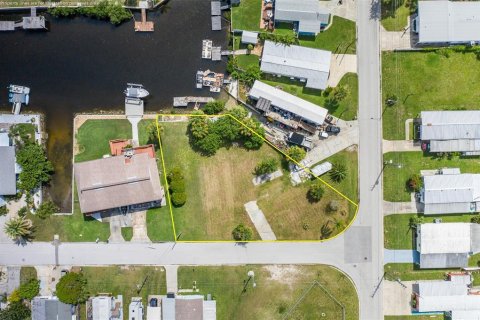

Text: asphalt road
xmin=0 ymin=0 xmax=385 ymax=318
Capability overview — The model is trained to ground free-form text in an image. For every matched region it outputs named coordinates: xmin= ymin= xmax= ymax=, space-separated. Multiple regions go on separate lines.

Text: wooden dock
xmin=134 ymin=8 xmax=154 ymax=32
xmin=173 ymin=96 xmax=215 ymax=107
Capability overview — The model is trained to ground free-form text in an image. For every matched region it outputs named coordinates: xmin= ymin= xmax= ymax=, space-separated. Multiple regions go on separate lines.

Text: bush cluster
xmin=203 ymin=100 xmax=226 ymax=115
xmin=254 ymin=158 xmax=278 ymax=176
xmin=167 ymin=167 xmax=186 ymax=207
xmin=232 ymin=224 xmax=253 ymax=241
xmin=49 ymin=1 xmax=132 ymax=25
xmin=188 ymin=107 xmax=265 ymax=156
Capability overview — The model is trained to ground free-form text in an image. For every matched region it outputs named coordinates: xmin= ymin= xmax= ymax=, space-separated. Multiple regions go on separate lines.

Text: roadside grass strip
xmin=155 ymin=113 xmax=358 ymax=242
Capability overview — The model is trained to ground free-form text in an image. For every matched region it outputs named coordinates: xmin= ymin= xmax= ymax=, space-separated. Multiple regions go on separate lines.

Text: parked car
xmin=325 ymin=125 xmax=340 ymax=134
xmin=60 ymin=269 xmax=69 ymax=277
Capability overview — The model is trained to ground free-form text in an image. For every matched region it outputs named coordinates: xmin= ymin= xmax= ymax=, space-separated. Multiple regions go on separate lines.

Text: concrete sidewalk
xmin=244 ymin=201 xmax=276 ymax=240
xmin=327 ymin=54 xmax=357 ymax=87
xmin=384 ymin=249 xmax=419 ymax=264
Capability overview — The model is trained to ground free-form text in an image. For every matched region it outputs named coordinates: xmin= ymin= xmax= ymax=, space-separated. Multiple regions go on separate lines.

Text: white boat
xmin=124 ymin=83 xmax=149 ymax=98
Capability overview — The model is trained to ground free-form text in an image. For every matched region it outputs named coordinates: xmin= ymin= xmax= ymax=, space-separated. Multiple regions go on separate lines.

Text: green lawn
xmin=381 ymin=0 xmax=413 ymax=31
xmin=384 ymin=152 xmax=480 ymax=202
xmin=384 ymin=263 xmax=453 ymax=281
xmin=81 ymin=266 xmax=167 ymax=318
xmin=75 ymin=119 xmax=132 ymax=162
xmin=9 ymin=123 xmax=37 ymax=144
xmin=146 ymin=207 xmax=175 ymax=242
xmin=384 ymin=213 xmax=477 ymax=250
xmin=231 ymin=0 xmax=262 ymax=32
xmin=299 ymin=16 xmax=356 ymax=54
xmin=121 ymin=227 xmax=133 ymax=241
xmin=159 ymin=120 xmax=356 ymax=240
xmin=20 ymin=267 xmax=37 ymax=284
xmin=262 ymin=73 xmax=359 ymax=121
xmin=236 ymin=54 xmax=260 ymax=70
xmin=319 ymin=149 xmax=358 ymax=203
xmin=382 ymin=51 xmax=480 ymax=140
xmin=468 ymin=253 xmax=480 ymax=286
xmin=178 ymin=265 xmax=358 ymax=320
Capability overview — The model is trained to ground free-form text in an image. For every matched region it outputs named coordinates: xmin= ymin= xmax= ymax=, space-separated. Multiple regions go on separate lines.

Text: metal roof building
xmin=74 ymin=152 xmax=164 ymax=215
xmin=249 ymin=80 xmax=328 ymax=125
xmin=241 ymin=30 xmax=258 ymax=44
xmin=420 ymin=173 xmax=480 ymax=215
xmin=161 ymin=295 xmax=216 ymax=320
xmin=211 ymin=16 xmax=221 ymax=31
xmin=274 ymin=0 xmax=330 ymax=35
xmin=0 ymin=146 xmax=16 ymax=196
xmin=260 ymin=40 xmax=331 ymax=90
xmin=32 ymin=297 xmax=73 ymax=320
xmin=416 ymin=0 xmax=480 ymax=44
xmin=211 ymin=1 xmax=221 ymax=16
xmin=421 ymin=111 xmax=480 ymax=153
xmin=449 ymin=310 xmax=480 ymax=320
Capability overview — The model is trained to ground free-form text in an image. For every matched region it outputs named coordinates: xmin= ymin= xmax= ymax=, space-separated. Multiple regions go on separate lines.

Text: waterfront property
xmin=32 ymin=296 xmax=76 ymax=320
xmin=74 ymin=150 xmax=164 ymax=216
xmin=249 ymin=80 xmax=328 ymax=133
xmin=274 ymin=0 xmax=330 ymax=36
xmin=415 ymin=223 xmax=480 ymax=269
xmin=420 ymin=170 xmax=480 ymax=215
xmin=413 ymin=273 xmax=480 ymax=315
xmin=0 ymin=145 xmax=16 ymax=196
xmin=0 ymin=8 xmax=47 ymax=32
xmin=420 ymin=111 xmax=480 ymax=154
xmin=260 ymin=40 xmax=332 ymax=90
xmin=414 ymin=0 xmax=480 ymax=45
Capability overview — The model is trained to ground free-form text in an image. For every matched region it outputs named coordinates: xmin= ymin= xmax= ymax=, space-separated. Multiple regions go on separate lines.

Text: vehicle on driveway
xmin=325 ymin=125 xmax=341 ymax=134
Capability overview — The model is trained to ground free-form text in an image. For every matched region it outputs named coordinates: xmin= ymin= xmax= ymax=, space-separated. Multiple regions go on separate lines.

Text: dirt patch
xmin=346 ymin=144 xmax=358 ymax=152
xmin=263 ymin=265 xmax=301 ymax=288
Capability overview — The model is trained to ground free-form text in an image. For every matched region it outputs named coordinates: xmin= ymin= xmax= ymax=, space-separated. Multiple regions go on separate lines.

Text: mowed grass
xmin=384 ymin=263 xmax=455 ymax=281
xmin=299 ymin=16 xmax=356 ymax=54
xmin=20 ymin=267 xmax=37 ymax=284
xmin=263 ymin=73 xmax=359 ymax=120
xmin=159 ymin=120 xmax=356 ymax=240
xmin=383 ymin=152 xmax=480 ymax=202
xmin=231 ymin=0 xmax=262 ymax=31
xmin=382 ymin=51 xmax=480 ymax=140
xmin=81 ymin=266 xmax=167 ymax=319
xmin=75 ymin=119 xmax=132 ymax=162
xmin=178 ymin=265 xmax=358 ymax=320
xmin=384 ymin=213 xmax=477 ymax=250
xmin=385 ymin=316 xmax=445 ymax=320
xmin=236 ymin=54 xmax=260 ymax=70
xmin=381 ymin=0 xmax=412 ymax=31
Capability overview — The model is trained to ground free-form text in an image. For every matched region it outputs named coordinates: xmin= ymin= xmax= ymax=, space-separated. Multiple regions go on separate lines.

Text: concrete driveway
xmin=383 ymin=140 xmax=421 ymax=153
xmin=380 ymin=16 xmax=419 ymax=51
xmin=383 ymin=280 xmax=414 ymax=315
xmin=244 ymin=201 xmax=276 ymax=240
xmin=131 ymin=211 xmax=151 ymax=243
xmin=328 ymin=54 xmax=357 ymax=87
xmin=321 ymin=0 xmax=357 ymax=22
xmin=384 ymin=249 xmax=419 ymax=264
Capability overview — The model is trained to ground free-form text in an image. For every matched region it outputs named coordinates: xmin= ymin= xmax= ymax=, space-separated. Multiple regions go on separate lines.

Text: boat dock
xmin=8 ymin=85 xmax=30 ymax=115
xmin=173 ymin=96 xmax=215 ymax=107
xmin=134 ymin=1 xmax=154 ymax=32
xmin=0 ymin=7 xmax=47 ymax=32
xmin=202 ymin=40 xmax=213 ymax=59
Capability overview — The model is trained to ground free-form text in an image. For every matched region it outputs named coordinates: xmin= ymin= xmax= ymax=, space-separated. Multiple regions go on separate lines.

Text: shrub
xmin=56 ymin=272 xmax=88 ymax=305
xmin=407 ymin=174 xmax=423 ymax=192
xmin=409 ymin=216 xmax=424 ymax=228
xmin=307 ymin=182 xmax=324 ymax=202
xmin=203 ymin=100 xmax=225 ymax=115
xmin=17 ymin=206 xmax=28 ymax=217
xmin=169 ymin=180 xmax=185 ymax=193
xmin=0 ymin=301 xmax=31 ymax=320
xmin=286 ymin=146 xmax=306 ymax=163
xmin=323 ymin=87 xmax=333 ymax=97
xmin=35 ymin=200 xmax=58 ymax=220
xmin=330 ymin=162 xmax=348 ymax=182
xmin=18 ymin=279 xmax=40 ymax=300
xmin=232 ymin=224 xmax=253 ymax=241
xmin=471 ymin=215 xmax=480 ymax=224
xmin=328 ymin=200 xmax=339 ymax=212
xmin=171 ymin=192 xmax=187 ymax=207
xmin=167 ymin=167 xmax=184 ymax=183
xmin=0 ymin=205 xmax=7 ymax=216
xmin=7 ymin=289 xmax=21 ymax=303
xmin=254 ymin=158 xmax=278 ymax=175
xmin=247 ymin=44 xmax=254 ymax=51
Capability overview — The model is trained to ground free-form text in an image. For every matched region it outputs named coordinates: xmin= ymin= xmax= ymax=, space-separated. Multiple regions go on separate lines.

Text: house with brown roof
xmin=74 ymin=150 xmax=164 ymax=216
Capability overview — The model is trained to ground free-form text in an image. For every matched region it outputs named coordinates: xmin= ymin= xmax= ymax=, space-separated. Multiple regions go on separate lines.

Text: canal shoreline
xmin=0 ymin=0 xmax=168 ymax=11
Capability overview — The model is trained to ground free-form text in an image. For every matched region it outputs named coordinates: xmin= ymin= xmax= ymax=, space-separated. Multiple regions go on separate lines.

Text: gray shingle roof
xmin=0 ymin=146 xmax=16 ymax=195
xmin=32 ymin=298 xmax=73 ymax=320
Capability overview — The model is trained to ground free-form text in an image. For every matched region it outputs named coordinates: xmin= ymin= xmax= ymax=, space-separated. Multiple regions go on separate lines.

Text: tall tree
xmin=286 ymin=146 xmax=306 ymax=163
xmin=16 ymin=143 xmax=54 ymax=193
xmin=56 ymin=272 xmax=88 ymax=305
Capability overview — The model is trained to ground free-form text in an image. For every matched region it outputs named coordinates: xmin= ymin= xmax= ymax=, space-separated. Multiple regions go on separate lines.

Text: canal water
xmin=0 ymin=0 xmax=227 ymax=211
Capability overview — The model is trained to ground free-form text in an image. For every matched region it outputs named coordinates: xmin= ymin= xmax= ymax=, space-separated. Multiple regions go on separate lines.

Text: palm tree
xmin=4 ymin=217 xmax=34 ymax=243
xmin=330 ymin=162 xmax=348 ymax=182
xmin=239 ymin=118 xmax=256 ymax=137
xmin=320 ymin=221 xmax=333 ymax=240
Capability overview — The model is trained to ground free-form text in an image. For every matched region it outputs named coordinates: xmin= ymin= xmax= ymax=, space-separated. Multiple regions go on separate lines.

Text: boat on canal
xmin=124 ymin=83 xmax=149 ymax=99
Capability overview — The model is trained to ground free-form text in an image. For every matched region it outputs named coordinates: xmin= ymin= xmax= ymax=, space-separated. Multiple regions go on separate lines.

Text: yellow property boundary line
xmin=155 ymin=113 xmax=359 ymax=243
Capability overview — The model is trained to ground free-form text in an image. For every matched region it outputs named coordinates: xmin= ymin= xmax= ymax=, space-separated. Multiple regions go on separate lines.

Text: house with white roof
xmin=241 ymin=30 xmax=258 ymax=45
xmin=414 ymin=273 xmax=480 ymax=316
xmin=249 ymin=80 xmax=328 ymax=132
xmin=415 ymin=223 xmax=480 ymax=268
xmin=0 ymin=131 xmax=17 ymax=197
xmin=420 ymin=171 xmax=480 ymax=215
xmin=420 ymin=111 xmax=480 ymax=154
xmin=87 ymin=295 xmax=123 ymax=320
xmin=274 ymin=0 xmax=330 ymax=36
xmin=414 ymin=0 xmax=480 ymax=45
xmin=260 ymin=40 xmax=331 ymax=90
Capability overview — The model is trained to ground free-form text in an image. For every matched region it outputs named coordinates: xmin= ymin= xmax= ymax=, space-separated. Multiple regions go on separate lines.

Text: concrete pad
xmin=321 ymin=1 xmax=356 ymax=22
xmin=109 ymin=214 xmax=125 ymax=243
xmin=165 ymin=265 xmax=178 ymax=293
xmin=35 ymin=266 xmax=65 ymax=296
xmin=380 ymin=17 xmax=419 ymax=51
xmin=383 ymin=200 xmax=423 ymax=215
xmin=327 ymin=54 xmax=357 ymax=87
xmin=384 ymin=249 xmax=419 ymax=264
xmin=244 ymin=201 xmax=276 ymax=240
xmin=344 ymin=226 xmax=371 ymax=263
xmin=252 ymin=169 xmax=283 ymax=186
xmin=383 ymin=280 xmax=414 ymax=315
xmin=382 ymin=140 xmax=421 ymax=153
xmin=0 ymin=266 xmax=19 ymax=295
xmin=131 ymin=210 xmax=151 ymax=243
xmin=127 ymin=116 xmax=142 ymax=147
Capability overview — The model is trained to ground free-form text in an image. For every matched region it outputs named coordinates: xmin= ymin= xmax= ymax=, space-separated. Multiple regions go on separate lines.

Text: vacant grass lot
xmin=231 ymin=0 xmax=262 ymax=31
xmin=263 ymin=73 xmax=359 ymax=121
xmin=178 ymin=265 xmax=358 ymax=320
xmin=382 ymin=51 xmax=480 ymax=140
xmin=75 ymin=119 xmax=131 ymax=162
xmin=384 ymin=213 xmax=477 ymax=250
xmin=384 ymin=263 xmax=454 ymax=281
xmin=236 ymin=54 xmax=260 ymax=70
xmin=299 ymin=16 xmax=356 ymax=54
xmin=383 ymin=152 xmax=480 ymax=202
xmin=159 ymin=120 xmax=356 ymax=240
xmin=81 ymin=266 xmax=167 ymax=319
xmin=381 ymin=0 xmax=412 ymax=31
